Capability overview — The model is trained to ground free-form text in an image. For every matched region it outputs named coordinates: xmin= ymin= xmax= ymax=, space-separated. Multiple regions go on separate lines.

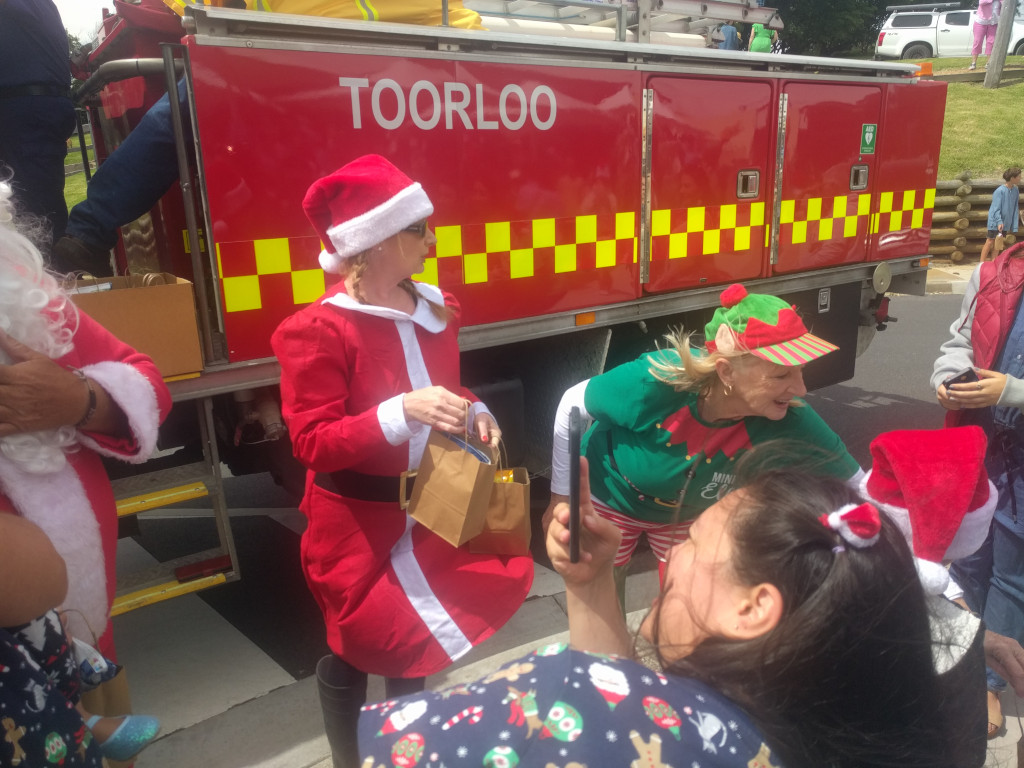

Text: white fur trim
xmin=824 ymin=503 xmax=880 ymax=548
xmin=322 ymin=283 xmax=448 ymax=333
xmin=398 ymin=319 xmax=432 ymax=470
xmin=916 ymin=558 xmax=950 ymax=596
xmin=319 ymin=249 xmax=348 ymax=275
xmin=944 ymin=479 xmax=998 ymax=560
xmin=75 ymin=361 xmax=161 ymax=463
xmin=0 ymin=455 xmax=107 ymax=642
xmin=326 ymin=183 xmax=433 ymax=260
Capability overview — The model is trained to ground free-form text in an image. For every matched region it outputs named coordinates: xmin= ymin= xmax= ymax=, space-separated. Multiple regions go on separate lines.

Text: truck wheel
xmin=1014 ymin=40 xmax=1024 ymax=56
xmin=901 ymin=43 xmax=931 ymax=59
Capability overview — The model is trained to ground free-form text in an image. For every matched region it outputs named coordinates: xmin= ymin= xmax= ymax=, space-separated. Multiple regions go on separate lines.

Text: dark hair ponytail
xmin=663 ymin=470 xmax=954 ymax=768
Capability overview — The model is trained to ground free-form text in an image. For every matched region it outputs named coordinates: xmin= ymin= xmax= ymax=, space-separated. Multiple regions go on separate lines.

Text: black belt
xmin=314 ymin=469 xmax=413 ymax=504
xmin=0 ymin=83 xmax=71 ymax=99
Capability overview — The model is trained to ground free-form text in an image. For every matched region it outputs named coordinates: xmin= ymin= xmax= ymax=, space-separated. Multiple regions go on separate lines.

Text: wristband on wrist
xmin=71 ymin=368 xmax=97 ymax=429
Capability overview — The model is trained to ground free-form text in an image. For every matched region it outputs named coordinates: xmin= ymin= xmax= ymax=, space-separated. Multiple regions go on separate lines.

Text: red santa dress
xmin=0 ymin=311 xmax=172 ymax=658
xmin=272 ymin=281 xmax=533 ymax=678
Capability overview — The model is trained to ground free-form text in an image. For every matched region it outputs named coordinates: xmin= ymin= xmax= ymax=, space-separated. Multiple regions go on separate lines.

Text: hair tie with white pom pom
xmin=819 ymin=502 xmax=881 ymax=549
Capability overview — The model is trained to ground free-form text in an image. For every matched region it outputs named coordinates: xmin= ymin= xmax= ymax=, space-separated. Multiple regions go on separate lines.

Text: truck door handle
xmin=736 ymin=169 xmax=760 ymax=199
xmin=850 ymin=164 xmax=869 ymax=190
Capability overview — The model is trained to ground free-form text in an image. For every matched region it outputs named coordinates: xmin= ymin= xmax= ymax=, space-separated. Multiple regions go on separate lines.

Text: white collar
xmin=321 ymin=282 xmax=448 ymax=333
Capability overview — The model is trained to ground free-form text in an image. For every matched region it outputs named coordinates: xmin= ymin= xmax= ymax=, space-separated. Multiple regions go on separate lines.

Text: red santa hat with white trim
xmin=859 ymin=426 xmax=996 ymax=595
xmin=303 ymin=154 xmax=434 ymax=274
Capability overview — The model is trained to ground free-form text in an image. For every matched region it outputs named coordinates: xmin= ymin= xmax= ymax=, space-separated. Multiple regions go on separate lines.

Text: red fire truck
xmin=73 ymin=0 xmax=946 ymax=611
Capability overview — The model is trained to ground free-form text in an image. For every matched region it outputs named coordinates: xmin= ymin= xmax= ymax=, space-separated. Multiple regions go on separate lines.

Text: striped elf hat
xmin=704 ymin=284 xmax=838 ymax=366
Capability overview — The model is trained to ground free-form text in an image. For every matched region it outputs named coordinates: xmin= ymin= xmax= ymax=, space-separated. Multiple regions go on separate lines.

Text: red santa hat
xmin=858 ymin=426 xmax=996 ymax=594
xmin=303 ymin=155 xmax=434 ymax=274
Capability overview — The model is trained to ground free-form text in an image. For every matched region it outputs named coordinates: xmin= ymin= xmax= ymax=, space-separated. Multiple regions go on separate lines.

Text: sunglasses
xmin=403 ymin=220 xmax=429 ymax=237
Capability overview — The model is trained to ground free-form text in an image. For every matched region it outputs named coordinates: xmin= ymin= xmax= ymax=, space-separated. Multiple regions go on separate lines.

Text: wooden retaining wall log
xmin=928 ymin=176 xmax=1015 ymax=264
xmin=931 ymin=211 xmax=962 ymax=223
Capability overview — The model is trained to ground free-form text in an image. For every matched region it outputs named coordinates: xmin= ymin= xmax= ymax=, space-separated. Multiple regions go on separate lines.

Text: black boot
xmin=50 ymin=235 xmax=113 ymax=277
xmin=384 ymin=676 xmax=425 ymax=698
xmin=316 ymin=654 xmax=367 ymax=768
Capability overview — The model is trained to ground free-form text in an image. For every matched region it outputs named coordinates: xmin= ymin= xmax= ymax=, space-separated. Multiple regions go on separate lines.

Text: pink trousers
xmin=973 ymin=22 xmax=996 ymax=56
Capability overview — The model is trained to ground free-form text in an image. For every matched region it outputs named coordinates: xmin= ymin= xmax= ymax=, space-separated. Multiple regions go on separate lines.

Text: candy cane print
xmin=442 ymin=705 xmax=484 ymax=730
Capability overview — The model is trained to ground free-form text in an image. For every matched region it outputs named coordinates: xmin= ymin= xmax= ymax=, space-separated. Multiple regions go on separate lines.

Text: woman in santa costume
xmin=271 ymin=155 xmax=533 ymax=767
xmin=0 ymin=180 xmax=171 ymax=760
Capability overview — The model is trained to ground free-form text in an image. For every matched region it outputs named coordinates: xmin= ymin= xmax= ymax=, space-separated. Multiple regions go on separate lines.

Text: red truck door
xmin=868 ymin=80 xmax=946 ymax=262
xmin=644 ymin=76 xmax=773 ymax=293
xmin=772 ymin=82 xmax=882 ymax=274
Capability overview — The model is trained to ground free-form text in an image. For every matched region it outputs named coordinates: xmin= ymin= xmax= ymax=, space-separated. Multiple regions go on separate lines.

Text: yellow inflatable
xmin=163 ymin=0 xmax=484 ymax=30
xmin=245 ymin=0 xmax=484 ymax=29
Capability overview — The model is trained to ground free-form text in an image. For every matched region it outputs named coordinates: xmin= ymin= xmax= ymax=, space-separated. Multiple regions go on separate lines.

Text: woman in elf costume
xmin=272 ymin=155 xmax=533 ymax=768
xmin=359 ymin=458 xmax=959 ymax=768
xmin=547 ymin=284 xmax=861 ymax=596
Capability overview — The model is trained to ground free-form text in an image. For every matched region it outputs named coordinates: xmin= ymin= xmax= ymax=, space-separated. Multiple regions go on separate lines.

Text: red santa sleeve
xmin=273 ymin=310 xmax=398 ymax=473
xmin=64 ymin=311 xmax=172 ymax=461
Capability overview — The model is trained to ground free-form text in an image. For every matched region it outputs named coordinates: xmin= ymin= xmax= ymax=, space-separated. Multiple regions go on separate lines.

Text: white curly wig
xmin=0 ymin=181 xmax=80 ymax=473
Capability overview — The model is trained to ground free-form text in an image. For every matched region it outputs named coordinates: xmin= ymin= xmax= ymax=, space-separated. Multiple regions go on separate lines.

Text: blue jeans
xmin=950 ymin=461 xmax=1024 ymax=692
xmin=65 ymin=78 xmax=191 ymax=252
xmin=0 ymin=94 xmax=76 ymax=247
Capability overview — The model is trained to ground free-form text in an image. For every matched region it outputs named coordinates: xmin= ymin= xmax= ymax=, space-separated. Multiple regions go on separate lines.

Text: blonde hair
xmin=648 ymin=327 xmax=750 ymax=393
xmin=343 ymin=243 xmax=452 ymax=322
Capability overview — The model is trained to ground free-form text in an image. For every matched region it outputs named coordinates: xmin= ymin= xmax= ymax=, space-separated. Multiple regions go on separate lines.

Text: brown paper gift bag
xmin=469 ymin=465 xmax=532 ymax=556
xmin=406 ymin=430 xmax=497 ymax=547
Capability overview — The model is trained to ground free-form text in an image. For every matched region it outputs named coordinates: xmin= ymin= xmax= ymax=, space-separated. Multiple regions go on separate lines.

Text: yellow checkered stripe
xmin=651 ymin=202 xmax=767 ymax=257
xmin=217 ymin=237 xmax=327 ymax=313
xmin=217 ymin=214 xmax=638 ymax=312
xmin=422 ymin=212 xmax=638 ymax=286
xmin=871 ymin=188 xmax=936 ymax=235
xmin=780 ymin=193 xmax=872 ymax=245
xmin=779 ymin=189 xmax=935 ymax=246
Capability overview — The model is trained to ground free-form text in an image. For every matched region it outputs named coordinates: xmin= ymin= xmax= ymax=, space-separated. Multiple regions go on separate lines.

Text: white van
xmin=875 ymin=3 xmax=1024 ymax=59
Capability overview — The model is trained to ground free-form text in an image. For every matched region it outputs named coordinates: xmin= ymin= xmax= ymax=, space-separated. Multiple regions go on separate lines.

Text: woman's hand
xmin=546 ymin=458 xmax=621 ymax=588
xmin=542 ymin=494 xmax=568 ymax=535
xmin=473 ymin=411 xmax=501 ymax=447
xmin=943 ymin=368 xmax=1006 ymax=410
xmin=0 ymin=331 xmax=94 ymax=436
xmin=403 ymin=386 xmax=471 ymax=433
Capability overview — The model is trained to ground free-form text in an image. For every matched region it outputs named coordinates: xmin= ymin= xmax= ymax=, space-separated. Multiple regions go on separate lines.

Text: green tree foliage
xmin=769 ymin=0 xmax=891 ymax=56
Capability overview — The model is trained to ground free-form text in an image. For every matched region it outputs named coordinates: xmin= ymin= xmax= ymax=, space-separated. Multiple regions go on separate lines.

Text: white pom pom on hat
xmin=303 ymin=155 xmax=434 ymax=274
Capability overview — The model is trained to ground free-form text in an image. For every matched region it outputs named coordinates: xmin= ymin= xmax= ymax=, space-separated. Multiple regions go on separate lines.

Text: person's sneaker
xmin=50 ymin=235 xmax=113 ymax=277
xmin=969 ymin=62 xmax=977 ymax=70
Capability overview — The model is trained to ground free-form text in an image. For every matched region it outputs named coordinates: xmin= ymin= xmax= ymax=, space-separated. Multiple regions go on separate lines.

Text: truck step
xmin=112 ymin=573 xmax=229 ymax=616
xmin=113 ymin=547 xmax=237 ymax=615
xmin=115 ymin=481 xmax=209 ymax=517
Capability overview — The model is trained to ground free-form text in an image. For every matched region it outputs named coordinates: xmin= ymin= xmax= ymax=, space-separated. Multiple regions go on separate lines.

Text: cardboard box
xmin=71 ymin=273 xmax=203 ymax=378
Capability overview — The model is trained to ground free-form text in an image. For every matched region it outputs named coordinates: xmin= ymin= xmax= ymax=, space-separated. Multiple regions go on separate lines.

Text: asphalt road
xmin=806 ymin=291 xmax=964 ymax=467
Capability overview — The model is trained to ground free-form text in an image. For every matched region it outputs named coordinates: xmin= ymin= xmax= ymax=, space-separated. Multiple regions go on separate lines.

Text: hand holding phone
xmin=943 ymin=367 xmax=979 ymax=392
xmin=568 ymin=406 xmax=582 ymax=564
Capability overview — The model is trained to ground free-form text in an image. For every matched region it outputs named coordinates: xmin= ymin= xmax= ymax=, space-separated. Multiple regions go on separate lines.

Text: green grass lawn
xmin=63 ymin=132 xmax=95 ymax=210
xmin=906 ymin=56 xmax=1024 ymax=179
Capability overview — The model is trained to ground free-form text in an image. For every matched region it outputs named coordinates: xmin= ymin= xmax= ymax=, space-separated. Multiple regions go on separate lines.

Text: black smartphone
xmin=943 ymin=367 xmax=979 ymax=391
xmin=568 ymin=406 xmax=582 ymax=564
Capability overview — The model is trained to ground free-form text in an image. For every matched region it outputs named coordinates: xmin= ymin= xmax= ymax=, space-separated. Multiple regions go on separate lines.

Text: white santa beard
xmin=0 ymin=450 xmax=107 ymax=641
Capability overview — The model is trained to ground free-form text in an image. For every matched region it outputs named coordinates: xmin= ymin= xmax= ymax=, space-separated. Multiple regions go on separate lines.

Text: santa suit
xmin=0 ymin=311 xmax=171 ymax=657
xmin=272 ymin=281 xmax=533 ymax=678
